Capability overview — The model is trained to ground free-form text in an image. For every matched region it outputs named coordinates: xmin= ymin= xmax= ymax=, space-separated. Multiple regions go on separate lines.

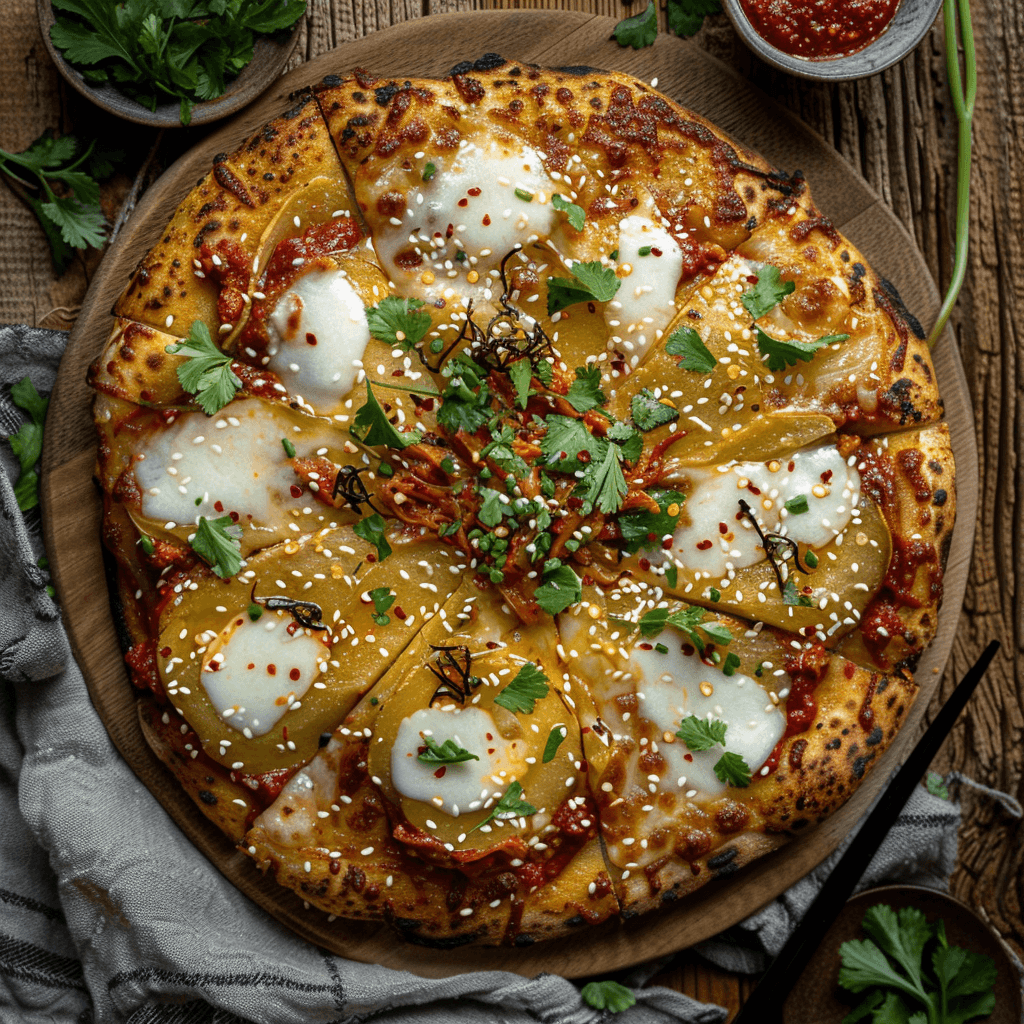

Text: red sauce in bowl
xmin=738 ymin=0 xmax=903 ymax=60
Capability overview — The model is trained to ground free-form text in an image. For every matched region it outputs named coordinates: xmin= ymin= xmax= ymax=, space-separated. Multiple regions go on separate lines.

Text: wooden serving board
xmin=40 ymin=11 xmax=978 ymax=979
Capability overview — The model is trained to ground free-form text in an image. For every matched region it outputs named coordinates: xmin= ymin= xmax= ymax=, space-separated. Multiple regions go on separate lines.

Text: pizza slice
xmin=559 ymin=589 xmax=917 ymax=915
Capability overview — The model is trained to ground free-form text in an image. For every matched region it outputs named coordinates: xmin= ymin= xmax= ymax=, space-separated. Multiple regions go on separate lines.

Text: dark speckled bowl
xmin=722 ymin=0 xmax=944 ymax=81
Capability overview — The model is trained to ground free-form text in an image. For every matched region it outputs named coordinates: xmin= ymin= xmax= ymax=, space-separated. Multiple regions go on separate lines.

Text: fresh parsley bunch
xmin=49 ymin=0 xmax=307 ymax=125
xmin=839 ymin=904 xmax=997 ymax=1024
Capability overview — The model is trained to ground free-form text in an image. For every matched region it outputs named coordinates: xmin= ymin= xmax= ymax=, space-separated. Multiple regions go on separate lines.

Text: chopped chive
xmin=422 ymin=162 xmax=437 ymax=182
xmin=805 ymin=550 xmax=819 ymax=568
xmin=247 ymin=603 xmax=263 ymax=621
xmin=281 ymin=437 xmax=296 ymax=458
xmin=514 ymin=187 xmax=533 ymax=202
xmin=378 ymin=462 xmax=394 ymax=478
xmin=139 ymin=535 xmax=155 ymax=556
xmin=637 ymin=245 xmax=652 ymax=256
xmin=709 ymin=587 xmax=721 ymax=602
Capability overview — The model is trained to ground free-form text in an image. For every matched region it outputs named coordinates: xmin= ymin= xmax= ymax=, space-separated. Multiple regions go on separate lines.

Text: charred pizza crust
xmin=89 ymin=55 xmax=955 ymax=947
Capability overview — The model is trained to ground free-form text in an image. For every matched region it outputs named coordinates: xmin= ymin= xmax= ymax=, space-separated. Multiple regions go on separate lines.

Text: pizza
xmin=89 ymin=55 xmax=955 ymax=947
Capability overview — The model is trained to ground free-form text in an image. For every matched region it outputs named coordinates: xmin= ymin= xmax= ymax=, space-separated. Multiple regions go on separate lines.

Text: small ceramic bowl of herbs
xmin=37 ymin=0 xmax=306 ymax=127
xmin=781 ymin=886 xmax=1021 ymax=1023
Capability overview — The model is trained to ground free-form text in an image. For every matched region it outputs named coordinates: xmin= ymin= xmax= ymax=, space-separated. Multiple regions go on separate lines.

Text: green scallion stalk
xmin=929 ymin=0 xmax=976 ymax=347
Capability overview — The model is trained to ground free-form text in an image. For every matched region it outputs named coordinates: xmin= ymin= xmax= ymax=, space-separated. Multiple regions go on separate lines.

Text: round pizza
xmin=88 ymin=54 xmax=955 ymax=947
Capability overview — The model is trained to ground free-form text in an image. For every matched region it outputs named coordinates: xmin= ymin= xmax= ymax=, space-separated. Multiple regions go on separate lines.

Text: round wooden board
xmin=40 ymin=11 xmax=978 ymax=979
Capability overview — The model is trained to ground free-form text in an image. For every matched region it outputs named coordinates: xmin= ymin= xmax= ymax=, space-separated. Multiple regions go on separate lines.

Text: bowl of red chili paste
xmin=723 ymin=0 xmax=942 ymax=80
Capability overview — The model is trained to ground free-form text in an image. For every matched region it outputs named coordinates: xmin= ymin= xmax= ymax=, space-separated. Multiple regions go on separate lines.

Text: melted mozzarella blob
xmin=606 ymin=216 xmax=683 ymax=364
xmin=663 ymin=444 xmax=860 ymax=575
xmin=266 ymin=269 xmax=370 ymax=409
xmin=628 ymin=644 xmax=785 ymax=799
xmin=390 ymin=706 xmax=525 ymax=818
xmin=372 ymin=140 xmax=558 ymax=304
xmin=201 ymin=613 xmax=327 ymax=737
xmin=135 ymin=402 xmax=299 ymax=526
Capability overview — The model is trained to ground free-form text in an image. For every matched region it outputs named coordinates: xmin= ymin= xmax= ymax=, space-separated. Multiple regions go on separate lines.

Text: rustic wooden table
xmin=3 ymin=0 xmax=1020 ymax=1017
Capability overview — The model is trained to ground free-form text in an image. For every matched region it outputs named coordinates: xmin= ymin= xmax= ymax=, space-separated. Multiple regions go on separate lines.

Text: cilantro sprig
xmin=166 ymin=321 xmax=241 ymax=415
xmin=190 ymin=514 xmax=242 ymax=578
xmin=614 ymin=0 xmax=721 ymax=49
xmin=665 ymin=324 xmax=717 ymax=373
xmin=839 ymin=904 xmax=996 ymax=1023
xmin=417 ymin=735 xmax=479 ymax=766
xmin=467 ymin=780 xmax=537 ymax=834
xmin=368 ymin=586 xmax=394 ymax=626
xmin=366 ymin=296 xmax=431 ymax=351
xmin=631 ymin=389 xmax=679 ymax=431
xmin=547 ymin=261 xmax=620 ymax=315
xmin=0 ymin=131 xmax=113 ymax=272
xmin=740 ymin=264 xmax=795 ymax=319
xmin=634 ymin=605 xmax=734 ymax=653
xmin=534 ymin=560 xmax=583 ymax=615
xmin=551 ymin=193 xmax=585 ymax=231
xmin=675 ymin=715 xmax=752 ymax=788
xmin=49 ymin=0 xmax=307 ymax=126
xmin=353 ymin=513 xmax=392 ymax=561
xmin=756 ymin=326 xmax=849 ymax=372
xmin=494 ymin=663 xmax=549 ymax=714
xmin=612 ymin=1 xmax=657 ymax=49
xmin=3 ymin=377 xmax=50 ymax=512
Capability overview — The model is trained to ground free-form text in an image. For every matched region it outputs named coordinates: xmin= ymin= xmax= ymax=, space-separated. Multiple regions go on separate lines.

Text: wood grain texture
xmin=37 ymin=11 xmax=975 ymax=982
xmin=3 ymin=0 xmax=1020 ymax=1008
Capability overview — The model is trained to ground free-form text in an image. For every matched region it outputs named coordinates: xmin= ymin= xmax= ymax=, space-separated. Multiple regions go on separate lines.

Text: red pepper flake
xmin=434 ymin=766 xmax=446 ymax=779
xmin=267 ymin=664 xmax=277 ymax=675
xmin=696 ymin=539 xmax=713 ymax=550
xmin=468 ymin=187 xmax=481 ymax=196
xmin=482 ymin=215 xmax=491 ymax=226
xmin=289 ymin=668 xmax=301 ymax=681
xmin=638 ymin=557 xmax=651 ymax=571
xmin=305 ymin=332 xmax=317 ymax=346
xmin=394 ymin=606 xmax=407 ymax=620
xmin=289 ymin=485 xmax=302 ymax=498
xmin=214 ymin=501 xmax=224 ymax=512
xmin=457 ymin=198 xmax=469 ymax=208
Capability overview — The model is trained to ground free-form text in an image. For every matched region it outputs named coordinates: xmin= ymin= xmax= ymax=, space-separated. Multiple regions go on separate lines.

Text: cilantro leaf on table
xmin=616 ymin=488 xmax=685 ymax=554
xmin=166 ymin=321 xmax=241 ymax=415
xmin=665 ymin=324 xmax=717 ymax=372
xmin=467 ymin=780 xmax=537 ymax=833
xmin=756 ymin=326 xmax=849 ymax=372
xmin=494 ymin=663 xmax=549 ymax=714
xmin=190 ymin=515 xmax=242 ymax=578
xmin=542 ymin=724 xmax=567 ymax=763
xmin=666 ymin=0 xmax=722 ymax=37
xmin=368 ymin=586 xmax=395 ymax=626
xmin=416 ymin=735 xmax=479 ymax=766
xmin=351 ymin=382 xmax=422 ymax=449
xmin=741 ymin=264 xmax=795 ymax=318
xmin=552 ymin=193 xmax=585 ymax=231
xmin=580 ymin=980 xmax=637 ymax=1013
xmin=566 ymin=365 xmax=606 ymax=413
xmin=675 ymin=715 xmax=727 ymax=751
xmin=3 ymin=377 xmax=50 ymax=512
xmin=534 ymin=559 xmax=582 ymax=615
xmin=353 ymin=512 xmax=392 ymax=561
xmin=547 ymin=261 xmax=620 ymax=315
xmin=612 ymin=1 xmax=658 ymax=49
xmin=49 ymin=0 xmax=306 ymax=125
xmin=508 ymin=357 xmax=532 ymax=409
xmin=366 ymin=296 xmax=431 ymax=351
xmin=631 ymin=388 xmax=679 ymax=431
xmin=713 ymin=750 xmax=753 ymax=788
xmin=0 ymin=131 xmax=111 ymax=272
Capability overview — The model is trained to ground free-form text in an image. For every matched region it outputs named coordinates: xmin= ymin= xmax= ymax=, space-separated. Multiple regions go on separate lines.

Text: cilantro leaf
xmin=613 ymin=1 xmax=658 ymax=49
xmin=190 ymin=515 xmax=242 ymax=579
xmin=477 ymin=487 xmax=513 ymax=528
xmin=666 ymin=0 xmax=722 ymax=37
xmin=631 ymin=388 xmax=679 ymax=431
xmin=542 ymin=725 xmax=567 ymax=763
xmin=166 ymin=321 xmax=240 ymax=415
xmin=756 ymin=326 xmax=849 ymax=372
xmin=508 ymin=358 xmax=532 ymax=410
xmin=368 ymin=586 xmax=395 ymax=626
xmin=468 ymin=780 xmax=537 ymax=833
xmin=566 ymin=365 xmax=606 ymax=413
xmin=539 ymin=415 xmax=604 ymax=472
xmin=417 ymin=734 xmax=479 ymax=765
xmin=713 ymin=750 xmax=752 ymax=788
xmin=580 ymin=442 xmax=628 ymax=514
xmin=437 ymin=355 xmax=492 ymax=434
xmin=782 ymin=579 xmax=813 ymax=606
xmin=740 ymin=264 xmax=795 ymax=319
xmin=552 ymin=193 xmax=585 ymax=231
xmin=607 ymin=420 xmax=642 ymax=463
xmin=675 ymin=715 xmax=727 ymax=751
xmin=581 ymin=980 xmax=637 ymax=1013
xmin=494 ymin=663 xmax=549 ymax=714
xmin=616 ymin=489 xmax=685 ymax=554
xmin=784 ymin=494 xmax=809 ymax=515
xmin=351 ymin=382 xmax=422 ymax=449
xmin=480 ymin=426 xmax=530 ymax=477
xmin=3 ymin=376 xmax=50 ymax=512
xmin=665 ymin=324 xmax=717 ymax=373
xmin=366 ymin=296 xmax=431 ymax=351
xmin=546 ymin=261 xmax=620 ymax=315
xmin=353 ymin=513 xmax=392 ymax=561
xmin=534 ymin=560 xmax=582 ymax=615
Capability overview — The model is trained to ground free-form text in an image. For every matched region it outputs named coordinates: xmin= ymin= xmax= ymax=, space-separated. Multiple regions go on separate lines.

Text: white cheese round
xmin=390 ymin=706 xmax=526 ymax=818
xmin=266 ymin=268 xmax=370 ymax=410
xmin=605 ymin=215 xmax=683 ymax=363
xmin=201 ymin=612 xmax=327 ymax=737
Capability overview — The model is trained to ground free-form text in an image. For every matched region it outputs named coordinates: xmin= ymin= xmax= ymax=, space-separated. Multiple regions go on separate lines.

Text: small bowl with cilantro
xmin=38 ymin=0 xmax=306 ymax=127
xmin=783 ymin=886 xmax=1019 ymax=1023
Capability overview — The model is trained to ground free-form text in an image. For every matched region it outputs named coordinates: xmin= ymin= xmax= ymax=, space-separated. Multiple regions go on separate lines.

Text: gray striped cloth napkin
xmin=0 ymin=323 xmax=965 ymax=1024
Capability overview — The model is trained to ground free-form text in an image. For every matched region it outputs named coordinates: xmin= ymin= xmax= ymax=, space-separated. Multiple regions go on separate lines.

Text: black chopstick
xmin=731 ymin=639 xmax=1000 ymax=1024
